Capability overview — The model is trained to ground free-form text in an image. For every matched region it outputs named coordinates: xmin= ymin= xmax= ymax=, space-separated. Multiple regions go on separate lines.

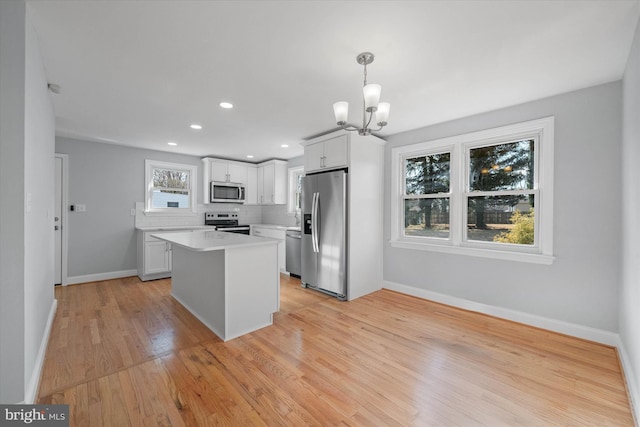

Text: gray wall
xmin=287 ymin=155 xmax=304 ymax=168
xmin=55 ymin=137 xmax=204 ymax=277
xmin=23 ymin=4 xmax=56 ymax=400
xmin=1 ymin=0 xmax=56 ymax=403
xmin=621 ymin=15 xmax=640 ymax=413
xmin=0 ymin=0 xmax=26 ymax=403
xmin=384 ymin=81 xmax=622 ymax=332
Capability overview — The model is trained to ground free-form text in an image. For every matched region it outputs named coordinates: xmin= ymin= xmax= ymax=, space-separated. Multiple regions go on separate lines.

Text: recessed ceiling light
xmin=190 ymin=124 xmax=202 ymax=130
xmin=219 ymin=102 xmax=233 ymax=109
xmin=281 ymin=144 xmax=289 ymax=148
xmin=168 ymin=142 xmax=177 ymax=146
xmin=246 ymin=155 xmax=254 ymax=159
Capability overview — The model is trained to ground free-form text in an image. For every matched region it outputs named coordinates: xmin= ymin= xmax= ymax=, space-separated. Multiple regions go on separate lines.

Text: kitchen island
xmin=151 ymin=229 xmax=279 ymax=341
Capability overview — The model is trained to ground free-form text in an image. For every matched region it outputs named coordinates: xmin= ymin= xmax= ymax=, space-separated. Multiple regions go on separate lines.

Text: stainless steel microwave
xmin=210 ymin=181 xmax=245 ymax=203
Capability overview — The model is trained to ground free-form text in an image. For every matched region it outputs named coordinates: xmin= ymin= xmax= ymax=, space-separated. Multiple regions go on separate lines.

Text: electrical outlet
xmin=130 ymin=208 xmax=136 ymax=216
xmin=76 ymin=204 xmax=86 ymax=212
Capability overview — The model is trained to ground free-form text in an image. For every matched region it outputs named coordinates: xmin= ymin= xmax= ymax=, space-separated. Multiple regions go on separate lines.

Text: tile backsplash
xmin=134 ymin=202 xmax=294 ymax=227
xmin=134 ymin=202 xmax=205 ymax=228
xmin=262 ymin=204 xmax=297 ymax=227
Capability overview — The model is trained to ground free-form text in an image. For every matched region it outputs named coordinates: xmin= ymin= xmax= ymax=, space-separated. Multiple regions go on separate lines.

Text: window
xmin=288 ymin=166 xmax=304 ymax=213
xmin=391 ymin=117 xmax=554 ymax=264
xmin=404 ymin=151 xmax=451 ymax=239
xmin=145 ymin=160 xmax=197 ymax=214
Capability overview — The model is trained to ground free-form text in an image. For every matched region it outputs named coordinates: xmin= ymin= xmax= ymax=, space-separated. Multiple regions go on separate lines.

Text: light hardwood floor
xmin=38 ymin=275 xmax=635 ymax=426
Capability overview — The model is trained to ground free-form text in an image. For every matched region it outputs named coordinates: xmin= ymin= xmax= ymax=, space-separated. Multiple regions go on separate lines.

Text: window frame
xmin=390 ymin=117 xmax=554 ymax=265
xmin=402 ymin=146 xmax=454 ymax=242
xmin=287 ymin=166 xmax=304 ymax=214
xmin=144 ymin=159 xmax=198 ymax=215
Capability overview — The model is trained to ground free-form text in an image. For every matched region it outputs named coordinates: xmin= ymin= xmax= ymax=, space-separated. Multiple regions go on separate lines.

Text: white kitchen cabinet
xmin=301 ymin=130 xmax=385 ymax=301
xmin=246 ymin=165 xmax=258 ymax=204
xmin=210 ymin=160 xmax=229 ymax=182
xmin=144 ymin=241 xmax=171 ymax=274
xmin=250 ymin=225 xmax=286 ymax=277
xmin=257 ymin=160 xmax=287 ymax=205
xmin=137 ymin=231 xmax=173 ymax=281
xmin=209 ymin=159 xmax=248 ymax=184
xmin=304 ymin=134 xmax=348 ymax=173
xmin=203 ymin=157 xmax=286 ymax=205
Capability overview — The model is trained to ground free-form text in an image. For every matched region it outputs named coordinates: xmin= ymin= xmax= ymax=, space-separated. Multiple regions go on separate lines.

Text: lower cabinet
xmin=250 ymin=225 xmax=286 ymax=273
xmin=144 ymin=241 xmax=171 ymax=274
xmin=137 ymin=231 xmax=173 ymax=281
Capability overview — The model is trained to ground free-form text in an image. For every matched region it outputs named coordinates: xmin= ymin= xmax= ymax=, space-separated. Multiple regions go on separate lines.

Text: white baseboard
xmin=66 ymin=269 xmax=138 ymax=285
xmin=383 ymin=280 xmax=619 ymax=346
xmin=615 ymin=337 xmax=640 ymax=426
xmin=23 ymin=298 xmax=57 ymax=404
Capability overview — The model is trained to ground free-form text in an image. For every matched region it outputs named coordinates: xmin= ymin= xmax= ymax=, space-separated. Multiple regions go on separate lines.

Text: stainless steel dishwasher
xmin=286 ymin=229 xmax=301 ymax=278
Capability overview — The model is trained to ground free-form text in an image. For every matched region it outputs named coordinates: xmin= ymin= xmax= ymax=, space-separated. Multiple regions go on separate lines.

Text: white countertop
xmin=151 ymin=229 xmax=278 ymax=252
xmin=251 ymin=224 xmax=301 ymax=231
xmin=136 ymin=225 xmax=214 ymax=232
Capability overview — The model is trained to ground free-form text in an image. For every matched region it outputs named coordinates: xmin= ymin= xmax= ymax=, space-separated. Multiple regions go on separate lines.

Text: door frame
xmin=55 ymin=153 xmax=69 ymax=285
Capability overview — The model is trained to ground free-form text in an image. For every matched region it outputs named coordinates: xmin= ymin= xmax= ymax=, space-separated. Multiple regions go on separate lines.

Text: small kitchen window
xmin=288 ymin=166 xmax=304 ymax=213
xmin=145 ymin=160 xmax=197 ymax=215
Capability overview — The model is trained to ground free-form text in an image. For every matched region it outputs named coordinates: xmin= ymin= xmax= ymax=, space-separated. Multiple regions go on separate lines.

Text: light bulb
xmin=376 ymin=102 xmax=390 ymax=126
xmin=363 ymin=84 xmax=381 ymax=111
xmin=333 ymin=101 xmax=349 ymax=125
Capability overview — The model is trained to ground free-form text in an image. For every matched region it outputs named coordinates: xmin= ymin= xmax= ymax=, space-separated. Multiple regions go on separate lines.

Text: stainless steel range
xmin=205 ymin=212 xmax=250 ymax=235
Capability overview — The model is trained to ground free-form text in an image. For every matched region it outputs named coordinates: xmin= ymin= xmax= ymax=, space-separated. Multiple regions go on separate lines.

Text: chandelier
xmin=333 ymin=52 xmax=390 ymax=136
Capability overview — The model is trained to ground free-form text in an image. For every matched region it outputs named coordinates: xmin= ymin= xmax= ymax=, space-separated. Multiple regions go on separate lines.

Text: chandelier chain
xmin=363 ymin=63 xmax=368 ymax=87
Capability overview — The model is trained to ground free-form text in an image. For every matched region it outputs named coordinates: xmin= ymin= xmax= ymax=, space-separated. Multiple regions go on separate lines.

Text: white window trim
xmin=390 ymin=117 xmax=555 ymax=265
xmin=287 ymin=165 xmax=304 ymax=214
xmin=145 ymin=159 xmax=198 ymax=216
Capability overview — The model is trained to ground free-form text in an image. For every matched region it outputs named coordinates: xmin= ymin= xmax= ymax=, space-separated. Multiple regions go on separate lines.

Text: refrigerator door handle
xmin=312 ymin=192 xmax=320 ymax=253
xmin=311 ymin=192 xmax=316 ymax=252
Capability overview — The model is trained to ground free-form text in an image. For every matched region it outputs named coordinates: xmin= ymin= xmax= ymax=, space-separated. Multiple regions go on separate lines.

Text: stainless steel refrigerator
xmin=301 ymin=169 xmax=347 ymax=300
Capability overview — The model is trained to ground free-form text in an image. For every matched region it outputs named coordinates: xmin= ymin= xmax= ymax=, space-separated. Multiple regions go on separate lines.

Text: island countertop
xmin=151 ymin=229 xmax=277 ymax=252
xmin=136 ymin=225 xmax=214 ymax=232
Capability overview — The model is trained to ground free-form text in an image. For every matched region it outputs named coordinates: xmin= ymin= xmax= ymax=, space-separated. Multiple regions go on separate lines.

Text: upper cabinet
xmin=304 ymin=134 xmax=348 ymax=173
xmin=257 ymin=160 xmax=287 ymax=205
xmin=203 ymin=157 xmax=287 ymax=205
xmin=209 ymin=159 xmax=248 ymax=184
xmin=246 ymin=166 xmax=258 ymax=205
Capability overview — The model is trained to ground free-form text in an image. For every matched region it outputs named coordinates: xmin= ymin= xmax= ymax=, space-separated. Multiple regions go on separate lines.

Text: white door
xmin=227 ymin=163 xmax=248 ymax=184
xmin=263 ymin=163 xmax=275 ymax=204
xmin=257 ymin=166 xmax=265 ymax=204
xmin=54 ymin=156 xmax=63 ymax=285
xmin=210 ymin=160 xmax=229 ymax=182
xmin=144 ymin=241 xmax=171 ymax=274
xmin=322 ymin=135 xmax=348 ymax=169
xmin=304 ymin=142 xmax=325 ymax=172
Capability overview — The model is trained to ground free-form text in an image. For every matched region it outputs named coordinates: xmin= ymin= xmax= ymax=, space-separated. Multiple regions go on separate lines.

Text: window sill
xmin=389 ymin=240 xmax=555 ymax=265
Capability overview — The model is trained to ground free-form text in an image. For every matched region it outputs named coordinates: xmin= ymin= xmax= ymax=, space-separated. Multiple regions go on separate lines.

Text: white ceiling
xmin=27 ymin=0 xmax=640 ymax=163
